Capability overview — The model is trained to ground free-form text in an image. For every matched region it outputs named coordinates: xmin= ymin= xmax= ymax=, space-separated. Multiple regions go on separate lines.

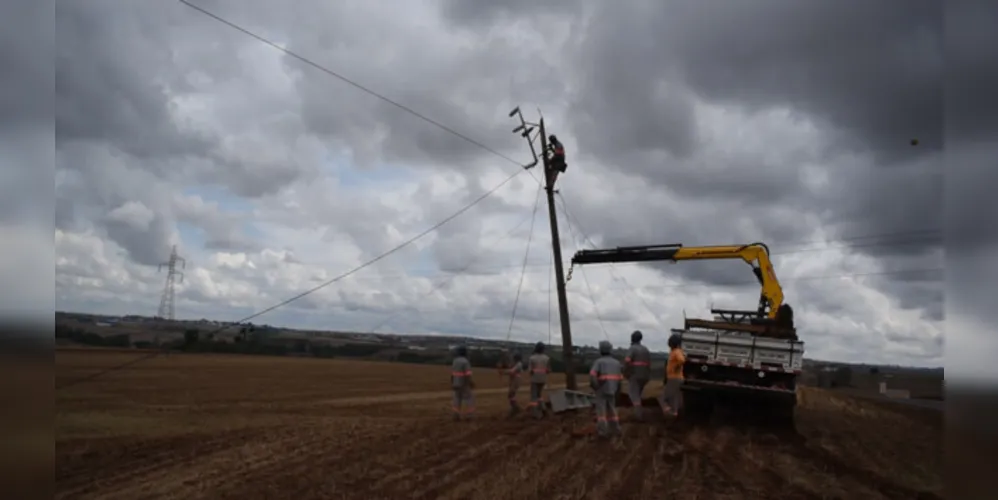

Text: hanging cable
xmin=57 ymin=167 xmax=527 ymax=390
xmin=555 ymin=192 xmax=674 ymax=327
xmin=506 ymin=184 xmax=544 ymax=342
xmin=367 ymin=207 xmax=540 ymax=334
xmin=341 ymin=222 xmax=939 ymax=279
xmin=179 ymin=0 xmax=526 ymax=169
xmin=558 ymin=201 xmax=609 ymax=340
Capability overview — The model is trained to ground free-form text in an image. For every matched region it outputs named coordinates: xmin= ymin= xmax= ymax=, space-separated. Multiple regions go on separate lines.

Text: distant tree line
xmin=56 ymin=324 xmax=133 ymax=348
xmin=57 ymin=323 xmax=655 ymax=376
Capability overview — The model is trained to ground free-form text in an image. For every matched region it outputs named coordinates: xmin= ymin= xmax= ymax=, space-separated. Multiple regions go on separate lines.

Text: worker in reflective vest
xmin=624 ymin=330 xmax=652 ymax=421
xmin=589 ymin=340 xmax=623 ymax=438
xmin=450 ymin=346 xmax=475 ymax=420
xmin=527 ymin=342 xmax=551 ymax=419
xmin=505 ymin=352 xmax=524 ymax=417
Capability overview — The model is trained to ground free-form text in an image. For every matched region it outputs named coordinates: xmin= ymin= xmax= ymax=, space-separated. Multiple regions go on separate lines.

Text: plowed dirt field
xmin=56 ymin=350 xmax=943 ymax=499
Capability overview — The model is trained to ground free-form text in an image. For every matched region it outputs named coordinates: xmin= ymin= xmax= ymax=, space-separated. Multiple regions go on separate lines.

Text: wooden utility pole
xmin=509 ymin=107 xmax=578 ymax=390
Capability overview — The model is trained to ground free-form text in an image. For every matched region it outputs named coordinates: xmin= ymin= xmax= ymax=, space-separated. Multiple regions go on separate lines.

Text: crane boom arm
xmin=571 ymin=243 xmax=785 ymax=320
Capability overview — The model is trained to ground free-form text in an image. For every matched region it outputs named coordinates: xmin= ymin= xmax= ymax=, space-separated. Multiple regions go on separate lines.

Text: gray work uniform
xmin=450 ymin=356 xmax=475 ymax=419
xmin=589 ymin=355 xmax=623 ymax=437
xmin=507 ymin=361 xmax=523 ymax=410
xmin=528 ymin=353 xmax=551 ymax=418
xmin=625 ymin=343 xmax=652 ymax=419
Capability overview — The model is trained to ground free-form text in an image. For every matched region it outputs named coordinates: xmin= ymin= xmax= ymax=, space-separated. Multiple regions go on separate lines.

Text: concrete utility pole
xmin=157 ymin=245 xmax=186 ymax=321
xmin=509 ymin=106 xmax=578 ymax=390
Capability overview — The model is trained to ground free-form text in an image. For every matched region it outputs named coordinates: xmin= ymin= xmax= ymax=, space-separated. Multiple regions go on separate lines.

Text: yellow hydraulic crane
xmin=570 ymin=242 xmax=794 ymax=331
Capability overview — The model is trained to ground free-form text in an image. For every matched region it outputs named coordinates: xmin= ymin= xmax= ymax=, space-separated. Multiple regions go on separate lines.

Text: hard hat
xmin=667 ymin=334 xmax=682 ymax=349
xmin=631 ymin=330 xmax=643 ymax=343
xmin=456 ymin=345 xmax=468 ymax=357
xmin=599 ymin=340 xmax=613 ymax=355
xmin=534 ymin=342 xmax=545 ymax=353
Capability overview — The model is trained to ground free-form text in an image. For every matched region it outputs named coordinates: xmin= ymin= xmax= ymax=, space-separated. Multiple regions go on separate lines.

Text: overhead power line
xmin=58 ymin=167 xmax=528 ymax=390
xmin=367 ymin=202 xmax=540 ymax=334
xmin=321 ymin=228 xmax=940 ymax=279
xmin=505 ymin=184 xmax=543 ymax=342
xmin=178 ymin=0 xmax=524 ymax=168
xmin=226 ymin=169 xmax=525 ymax=327
xmin=64 ymin=2 xmax=542 ymax=390
xmin=558 ymin=200 xmax=609 ymax=340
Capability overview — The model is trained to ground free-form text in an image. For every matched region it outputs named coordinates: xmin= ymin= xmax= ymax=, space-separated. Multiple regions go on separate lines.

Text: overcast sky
xmin=5 ymin=1 xmax=996 ymax=371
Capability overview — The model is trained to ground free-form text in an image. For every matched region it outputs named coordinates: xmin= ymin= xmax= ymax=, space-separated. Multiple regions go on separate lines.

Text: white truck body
xmin=675 ymin=327 xmax=805 ymax=373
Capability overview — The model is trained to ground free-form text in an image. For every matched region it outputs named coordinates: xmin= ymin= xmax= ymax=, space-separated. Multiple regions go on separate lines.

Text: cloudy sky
xmin=6 ymin=1 xmax=995 ymax=371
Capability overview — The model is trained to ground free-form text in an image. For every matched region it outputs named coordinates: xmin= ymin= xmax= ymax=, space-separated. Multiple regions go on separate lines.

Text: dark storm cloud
xmin=946 ymin=0 xmax=998 ymax=143
xmin=942 ymin=0 xmax=997 ymax=334
xmin=0 ymin=0 xmax=53 ymax=235
xmin=213 ymin=0 xmax=565 ymax=173
xmin=666 ymin=0 xmax=943 ymax=160
xmin=438 ymin=0 xmax=578 ymax=27
xmin=53 ymin=0 xmax=320 ymax=267
xmin=55 ymin=1 xmax=214 ymax=160
xmin=561 ymin=0 xmax=945 ymax=245
xmin=539 ymin=1 xmax=955 ymax=317
xmin=0 ymin=0 xmax=53 ymax=132
xmin=424 ymin=0 xmax=966 ymax=325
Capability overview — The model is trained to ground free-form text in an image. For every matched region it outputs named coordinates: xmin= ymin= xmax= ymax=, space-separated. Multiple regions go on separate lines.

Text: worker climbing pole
xmin=508 ymin=106 xmax=579 ymax=391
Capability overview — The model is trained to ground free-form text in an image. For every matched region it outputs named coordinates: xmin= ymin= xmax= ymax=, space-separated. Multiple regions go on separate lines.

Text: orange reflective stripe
xmin=589 ymin=370 xmax=598 ymax=376
xmin=598 ymin=374 xmax=623 ymax=381
xmin=624 ymin=356 xmax=632 ymax=362
xmin=452 ymin=370 xmax=472 ymax=376
xmin=631 ymin=362 xmax=650 ymax=366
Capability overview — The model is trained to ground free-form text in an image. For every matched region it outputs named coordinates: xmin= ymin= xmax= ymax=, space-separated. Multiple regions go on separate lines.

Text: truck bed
xmin=673 ymin=326 xmax=804 ymax=374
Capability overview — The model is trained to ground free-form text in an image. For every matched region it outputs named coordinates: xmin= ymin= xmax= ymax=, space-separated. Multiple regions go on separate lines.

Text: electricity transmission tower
xmin=157 ymin=245 xmax=185 ymax=320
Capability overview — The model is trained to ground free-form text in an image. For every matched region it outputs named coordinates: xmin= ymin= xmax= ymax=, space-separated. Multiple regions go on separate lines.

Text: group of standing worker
xmin=450 ymin=341 xmax=554 ymax=421
xmin=450 ymin=331 xmax=687 ymax=438
xmin=588 ymin=331 xmax=686 ymax=437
